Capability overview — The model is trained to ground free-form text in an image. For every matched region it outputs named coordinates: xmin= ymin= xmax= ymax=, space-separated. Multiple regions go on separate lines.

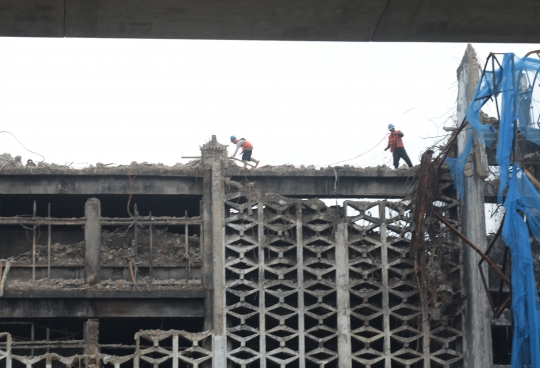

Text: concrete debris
xmin=12 ymin=227 xmax=201 ymax=267
xmin=101 ymin=227 xmax=201 ymax=266
xmin=481 ymin=111 xmax=499 ymax=127
xmin=0 ymin=153 xmax=204 ymax=172
xmin=0 ymin=153 xmax=24 ymax=169
xmin=228 ymin=159 xmax=413 ymax=173
xmin=0 ymin=152 xmax=419 ymax=173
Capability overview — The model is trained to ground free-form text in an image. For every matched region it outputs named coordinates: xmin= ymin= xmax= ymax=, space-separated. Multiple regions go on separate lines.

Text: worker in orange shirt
xmin=384 ymin=124 xmax=413 ymax=169
xmin=231 ymin=136 xmax=260 ymax=169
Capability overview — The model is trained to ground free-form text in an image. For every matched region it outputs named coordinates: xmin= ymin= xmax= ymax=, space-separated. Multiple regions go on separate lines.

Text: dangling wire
xmin=327 ymin=133 xmax=389 ymax=166
xmin=0 ymin=131 xmax=45 ymax=162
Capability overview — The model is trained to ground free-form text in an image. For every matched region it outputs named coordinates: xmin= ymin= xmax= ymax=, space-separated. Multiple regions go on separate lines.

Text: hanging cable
xmin=0 ymin=131 xmax=45 ymax=162
xmin=327 ymin=133 xmax=389 ymax=166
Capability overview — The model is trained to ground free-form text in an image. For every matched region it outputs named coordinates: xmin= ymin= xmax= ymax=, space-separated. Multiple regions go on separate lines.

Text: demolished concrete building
xmin=0 ymin=47 xmax=535 ymax=368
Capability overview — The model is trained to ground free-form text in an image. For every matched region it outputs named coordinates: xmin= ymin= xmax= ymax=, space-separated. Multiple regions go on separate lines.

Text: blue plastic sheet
xmin=502 ymin=164 xmax=540 ymax=367
xmin=447 ymin=52 xmax=540 ymax=367
xmin=445 ymin=132 xmax=473 ymax=199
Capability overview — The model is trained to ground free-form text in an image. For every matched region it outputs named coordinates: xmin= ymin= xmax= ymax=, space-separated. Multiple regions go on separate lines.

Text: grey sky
xmin=0 ymin=38 xmax=536 ymax=168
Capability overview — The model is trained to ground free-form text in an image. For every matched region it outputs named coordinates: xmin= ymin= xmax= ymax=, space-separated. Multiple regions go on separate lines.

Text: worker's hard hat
xmin=388 ymin=124 xmax=395 ymax=130
xmin=230 ymin=135 xmax=236 ymax=141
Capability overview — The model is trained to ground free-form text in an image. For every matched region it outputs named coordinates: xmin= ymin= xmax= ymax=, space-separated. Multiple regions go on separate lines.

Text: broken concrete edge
xmin=0 ymin=153 xmax=419 ymax=176
xmin=0 ymin=165 xmax=419 ymax=177
xmin=3 ymin=279 xmax=205 ymax=294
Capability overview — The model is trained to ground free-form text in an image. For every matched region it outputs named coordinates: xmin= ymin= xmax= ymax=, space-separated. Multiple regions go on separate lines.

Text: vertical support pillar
xmin=456 ymin=44 xmax=493 ymax=367
xmin=85 ymin=319 xmax=100 ymax=368
xmin=172 ymin=334 xmax=179 ymax=368
xmin=85 ymin=198 xmax=101 ymax=285
xmin=296 ymin=204 xmax=305 ymax=368
xmin=202 ymin=165 xmax=214 ymax=332
xmin=201 ymin=135 xmax=228 ymax=368
xmin=335 ymin=222 xmax=352 ymax=368
xmin=85 ymin=319 xmax=99 ymax=355
xmin=379 ymin=202 xmax=391 ymax=368
xmin=258 ymin=202 xmax=266 ymax=368
xmin=6 ymin=333 xmax=12 ymax=368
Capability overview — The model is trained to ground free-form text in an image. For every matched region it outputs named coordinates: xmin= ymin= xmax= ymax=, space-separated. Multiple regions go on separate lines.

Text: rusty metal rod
xmin=494 ymin=295 xmax=512 ymax=319
xmin=524 ymin=166 xmax=540 ymax=190
xmin=437 ymin=117 xmax=468 ymax=170
xmin=479 ymin=215 xmax=505 ymax=263
xmin=434 ymin=213 xmax=511 ymax=285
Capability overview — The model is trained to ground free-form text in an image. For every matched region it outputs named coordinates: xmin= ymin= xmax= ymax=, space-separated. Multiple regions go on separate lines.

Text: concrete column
xmin=202 ymin=165 xmax=214 ymax=333
xmin=200 ymin=135 xmax=228 ymax=368
xmin=84 ymin=198 xmax=101 ymax=285
xmin=296 ymin=204 xmax=305 ymax=368
xmin=379 ymin=202 xmax=391 ymax=368
xmin=335 ymin=222 xmax=352 ymax=368
xmin=456 ymin=44 xmax=493 ymax=367
xmin=84 ymin=319 xmax=100 ymax=367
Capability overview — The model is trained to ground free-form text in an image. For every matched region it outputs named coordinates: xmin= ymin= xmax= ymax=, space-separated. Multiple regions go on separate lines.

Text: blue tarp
xmin=447 ymin=53 xmax=540 ymax=367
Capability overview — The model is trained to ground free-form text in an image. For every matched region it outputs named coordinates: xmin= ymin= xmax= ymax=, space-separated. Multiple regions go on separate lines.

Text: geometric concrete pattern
xmin=223 ymin=182 xmax=465 ymax=367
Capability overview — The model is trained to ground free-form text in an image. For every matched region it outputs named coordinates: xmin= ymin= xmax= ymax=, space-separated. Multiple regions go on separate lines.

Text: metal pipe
xmin=32 ymin=201 xmax=36 ymax=282
xmin=46 ymin=327 xmax=49 ymax=353
xmin=47 ymin=203 xmax=51 ymax=282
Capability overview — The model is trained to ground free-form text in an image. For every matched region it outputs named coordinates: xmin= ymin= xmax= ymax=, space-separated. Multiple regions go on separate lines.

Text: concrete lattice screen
xmin=223 ymin=183 xmax=465 ymax=367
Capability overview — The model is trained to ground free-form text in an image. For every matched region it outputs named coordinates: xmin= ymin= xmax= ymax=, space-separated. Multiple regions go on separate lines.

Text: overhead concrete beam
xmin=0 ymin=298 xmax=205 ymax=318
xmin=0 ymin=169 xmax=416 ymax=198
xmin=1 ymin=0 xmax=540 ymax=42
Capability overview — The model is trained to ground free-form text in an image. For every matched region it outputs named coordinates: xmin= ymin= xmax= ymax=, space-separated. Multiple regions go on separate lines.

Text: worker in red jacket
xmin=230 ymin=136 xmax=260 ymax=169
xmin=384 ymin=124 xmax=413 ymax=169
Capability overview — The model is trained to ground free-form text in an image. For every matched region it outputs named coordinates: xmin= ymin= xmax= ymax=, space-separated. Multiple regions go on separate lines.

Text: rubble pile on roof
xmin=0 ymin=153 xmax=24 ymax=168
xmin=0 ymin=152 xmax=419 ymax=173
xmin=12 ymin=227 xmax=201 ymax=267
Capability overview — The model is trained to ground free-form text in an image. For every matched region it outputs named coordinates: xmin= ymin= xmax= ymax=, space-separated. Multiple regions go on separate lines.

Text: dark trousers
xmin=393 ymin=147 xmax=413 ymax=168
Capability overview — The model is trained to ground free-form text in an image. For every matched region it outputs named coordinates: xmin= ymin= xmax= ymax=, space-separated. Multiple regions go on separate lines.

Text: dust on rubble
xmin=227 ymin=159 xmax=415 ymax=173
xmin=5 ymin=277 xmax=202 ymax=292
xmin=12 ymin=227 xmax=201 ymax=267
xmin=0 ymin=151 xmax=419 ymax=173
xmin=0 ymin=152 xmax=203 ymax=172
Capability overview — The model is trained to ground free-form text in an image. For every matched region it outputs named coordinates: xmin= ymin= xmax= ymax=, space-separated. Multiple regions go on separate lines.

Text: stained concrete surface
xmin=1 ymin=0 xmax=540 ymax=42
